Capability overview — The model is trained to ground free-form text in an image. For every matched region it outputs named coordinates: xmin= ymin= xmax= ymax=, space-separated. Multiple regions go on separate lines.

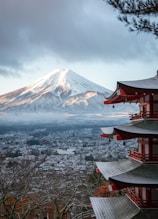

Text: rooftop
xmin=96 ymin=159 xmax=158 ymax=186
xmin=90 ymin=195 xmax=140 ymax=219
xmin=101 ymin=120 xmax=158 ymax=138
xmin=118 ymin=74 xmax=158 ymax=90
xmin=96 ymin=159 xmax=141 ymax=180
xmin=90 ymin=195 xmax=158 ymax=219
xmin=111 ymin=163 xmax=158 ymax=186
xmin=105 ymin=74 xmax=158 ymax=104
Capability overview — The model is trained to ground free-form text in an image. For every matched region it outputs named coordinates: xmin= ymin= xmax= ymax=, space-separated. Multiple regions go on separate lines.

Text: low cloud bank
xmin=0 ymin=112 xmax=130 ymax=126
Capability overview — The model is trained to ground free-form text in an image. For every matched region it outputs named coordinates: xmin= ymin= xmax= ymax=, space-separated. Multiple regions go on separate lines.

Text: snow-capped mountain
xmin=0 ymin=69 xmax=110 ymax=113
xmin=0 ymin=68 xmax=138 ymax=114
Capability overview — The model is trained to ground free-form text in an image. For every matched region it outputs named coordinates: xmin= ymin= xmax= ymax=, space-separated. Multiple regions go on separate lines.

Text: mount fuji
xmin=0 ymin=68 xmax=138 ymax=117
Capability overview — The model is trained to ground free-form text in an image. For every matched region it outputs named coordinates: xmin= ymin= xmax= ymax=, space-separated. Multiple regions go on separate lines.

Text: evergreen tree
xmin=105 ymin=0 xmax=158 ymax=36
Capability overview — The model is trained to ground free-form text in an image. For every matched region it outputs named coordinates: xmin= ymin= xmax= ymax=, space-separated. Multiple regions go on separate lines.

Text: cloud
xmin=0 ymin=0 xmax=158 ymax=77
xmin=0 ymin=66 xmax=21 ymax=77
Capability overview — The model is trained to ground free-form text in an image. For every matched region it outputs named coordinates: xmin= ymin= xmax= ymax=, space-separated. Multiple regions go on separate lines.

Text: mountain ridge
xmin=0 ymin=69 xmax=111 ymax=113
xmin=0 ymin=68 xmax=138 ymax=115
xmin=26 ymin=68 xmax=111 ymax=95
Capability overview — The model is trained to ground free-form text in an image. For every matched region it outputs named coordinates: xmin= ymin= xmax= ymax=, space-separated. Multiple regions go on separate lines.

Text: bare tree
xmin=105 ymin=0 xmax=158 ymax=36
xmin=0 ymin=160 xmax=48 ymax=219
xmin=0 ymin=160 xmax=100 ymax=219
xmin=39 ymin=171 xmax=100 ymax=219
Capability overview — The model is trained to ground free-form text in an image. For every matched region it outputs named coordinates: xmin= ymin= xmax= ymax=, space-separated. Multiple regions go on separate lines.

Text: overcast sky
xmin=0 ymin=0 xmax=158 ymax=95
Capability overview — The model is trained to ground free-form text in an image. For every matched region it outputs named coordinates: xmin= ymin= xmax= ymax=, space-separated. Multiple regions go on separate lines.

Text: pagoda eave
xmin=104 ymin=94 xmax=143 ymax=104
xmin=114 ymin=121 xmax=158 ymax=136
xmin=105 ymin=75 xmax=158 ymax=104
xmin=96 ymin=159 xmax=141 ymax=180
xmin=110 ymin=164 xmax=158 ymax=187
xmin=118 ymin=82 xmax=158 ymax=95
xmin=101 ymin=120 xmax=158 ymax=139
xmin=90 ymin=196 xmax=140 ymax=219
xmin=118 ymin=75 xmax=158 ymax=91
xmin=114 ymin=127 xmax=158 ymax=138
xmin=96 ymin=160 xmax=158 ymax=187
xmin=110 ymin=178 xmax=158 ymax=188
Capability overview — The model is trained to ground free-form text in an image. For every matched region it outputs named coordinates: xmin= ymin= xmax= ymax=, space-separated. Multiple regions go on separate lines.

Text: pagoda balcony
xmin=126 ymin=188 xmax=158 ymax=208
xmin=129 ymin=113 xmax=142 ymax=120
xmin=129 ymin=150 xmax=143 ymax=161
xmin=126 ymin=188 xmax=145 ymax=207
xmin=129 ymin=112 xmax=158 ymax=120
xmin=129 ymin=150 xmax=158 ymax=162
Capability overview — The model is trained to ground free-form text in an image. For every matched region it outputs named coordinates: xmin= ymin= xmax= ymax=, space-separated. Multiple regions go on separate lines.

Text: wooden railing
xmin=129 ymin=150 xmax=142 ymax=161
xmin=129 ymin=113 xmax=142 ymax=120
xmin=126 ymin=188 xmax=158 ymax=208
xmin=129 ymin=150 xmax=158 ymax=162
xmin=129 ymin=112 xmax=158 ymax=120
xmin=126 ymin=188 xmax=143 ymax=207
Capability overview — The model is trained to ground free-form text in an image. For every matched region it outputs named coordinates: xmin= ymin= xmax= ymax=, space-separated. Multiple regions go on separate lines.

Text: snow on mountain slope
xmin=0 ymin=68 xmax=138 ymax=114
xmin=26 ymin=68 xmax=110 ymax=96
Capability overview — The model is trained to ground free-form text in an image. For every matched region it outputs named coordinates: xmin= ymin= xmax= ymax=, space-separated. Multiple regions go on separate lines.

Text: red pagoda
xmin=90 ymin=72 xmax=158 ymax=218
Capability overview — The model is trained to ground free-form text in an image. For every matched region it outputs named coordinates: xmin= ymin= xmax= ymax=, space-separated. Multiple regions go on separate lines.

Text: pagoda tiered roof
xmin=91 ymin=73 xmax=158 ymax=219
xmin=96 ymin=159 xmax=141 ymax=180
xmin=96 ymin=159 xmax=158 ymax=187
xmin=90 ymin=195 xmax=140 ymax=219
xmin=111 ymin=163 xmax=158 ymax=186
xmin=105 ymin=74 xmax=158 ymax=104
xmin=90 ymin=196 xmax=158 ymax=219
xmin=101 ymin=120 xmax=158 ymax=139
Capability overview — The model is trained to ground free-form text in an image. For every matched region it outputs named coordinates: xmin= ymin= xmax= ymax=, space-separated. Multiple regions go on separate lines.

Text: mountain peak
xmin=28 ymin=68 xmax=109 ymax=96
xmin=0 ymin=68 xmax=113 ymax=113
xmin=39 ymin=68 xmax=70 ymax=81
